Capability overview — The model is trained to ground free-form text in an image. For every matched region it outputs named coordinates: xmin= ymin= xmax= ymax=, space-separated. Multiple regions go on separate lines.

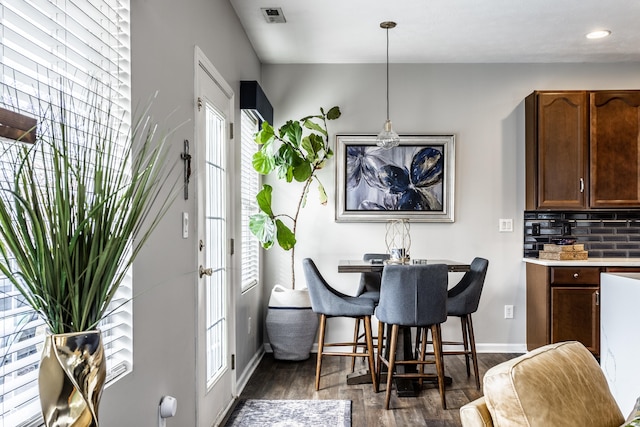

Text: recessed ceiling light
xmin=586 ymin=30 xmax=611 ymax=39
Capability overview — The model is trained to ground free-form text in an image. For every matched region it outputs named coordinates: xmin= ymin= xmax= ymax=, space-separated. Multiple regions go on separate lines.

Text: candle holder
xmin=385 ymin=219 xmax=411 ymax=263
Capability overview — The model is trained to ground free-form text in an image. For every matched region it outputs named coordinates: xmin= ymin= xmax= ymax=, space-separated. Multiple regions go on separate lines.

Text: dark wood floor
xmin=230 ymin=351 xmax=520 ymax=426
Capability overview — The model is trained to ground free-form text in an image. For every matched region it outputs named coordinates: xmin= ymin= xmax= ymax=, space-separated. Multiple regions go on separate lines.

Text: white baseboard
xmin=475 ymin=343 xmax=528 ymax=353
xmin=264 ymin=342 xmax=528 ymax=354
xmin=235 ymin=346 xmax=265 ymax=397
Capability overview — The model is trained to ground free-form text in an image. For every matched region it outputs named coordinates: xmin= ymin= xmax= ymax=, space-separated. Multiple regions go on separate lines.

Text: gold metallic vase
xmin=39 ymin=331 xmax=106 ymax=427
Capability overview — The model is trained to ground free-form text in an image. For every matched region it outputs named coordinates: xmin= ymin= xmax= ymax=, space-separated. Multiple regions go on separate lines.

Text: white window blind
xmin=240 ymin=110 xmax=260 ymax=291
xmin=0 ymin=1 xmax=131 ymax=426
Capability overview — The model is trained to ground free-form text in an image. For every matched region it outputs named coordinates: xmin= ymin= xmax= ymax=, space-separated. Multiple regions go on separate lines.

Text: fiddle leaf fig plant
xmin=249 ymin=106 xmax=341 ymax=288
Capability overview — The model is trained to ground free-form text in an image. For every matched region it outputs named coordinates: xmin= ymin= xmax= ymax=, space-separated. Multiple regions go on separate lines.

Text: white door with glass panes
xmin=194 ymin=47 xmax=235 ymax=427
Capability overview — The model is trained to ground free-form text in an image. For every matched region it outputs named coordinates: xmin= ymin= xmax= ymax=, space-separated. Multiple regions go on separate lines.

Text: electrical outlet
xmin=532 ymin=223 xmax=541 ymax=236
xmin=504 ymin=305 xmax=514 ymax=319
xmin=499 ymin=218 xmax=513 ymax=232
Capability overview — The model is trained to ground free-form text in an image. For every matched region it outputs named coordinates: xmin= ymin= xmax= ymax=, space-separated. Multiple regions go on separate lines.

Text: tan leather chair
xmin=460 ymin=341 xmax=638 ymax=427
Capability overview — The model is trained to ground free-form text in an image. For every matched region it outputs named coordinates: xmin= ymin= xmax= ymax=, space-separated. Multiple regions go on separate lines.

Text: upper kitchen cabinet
xmin=526 ymin=90 xmax=640 ymax=210
xmin=526 ymin=91 xmax=589 ymax=210
xmin=590 ymin=91 xmax=640 ymax=207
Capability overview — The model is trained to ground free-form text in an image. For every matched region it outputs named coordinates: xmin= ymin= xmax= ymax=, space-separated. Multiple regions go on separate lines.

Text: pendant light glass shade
xmin=376 ymin=21 xmax=400 ymax=149
xmin=377 ymin=119 xmax=400 ymax=149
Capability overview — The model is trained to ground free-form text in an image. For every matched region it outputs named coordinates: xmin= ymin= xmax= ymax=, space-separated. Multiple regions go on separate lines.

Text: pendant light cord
xmin=377 ymin=20 xmax=399 ymax=148
xmin=386 ymin=26 xmax=390 ymax=121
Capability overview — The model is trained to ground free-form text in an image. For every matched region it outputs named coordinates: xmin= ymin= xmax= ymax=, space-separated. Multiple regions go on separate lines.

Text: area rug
xmin=224 ymin=399 xmax=351 ymax=427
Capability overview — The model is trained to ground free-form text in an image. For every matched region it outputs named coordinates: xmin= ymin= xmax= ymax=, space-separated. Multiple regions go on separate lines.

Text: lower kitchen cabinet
xmin=526 ymin=263 xmax=600 ymax=356
xmin=550 ymin=286 xmax=599 ymax=354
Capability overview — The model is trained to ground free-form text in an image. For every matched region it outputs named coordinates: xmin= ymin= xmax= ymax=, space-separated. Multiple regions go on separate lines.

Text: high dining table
xmin=338 ymin=258 xmax=471 ymax=397
xmin=338 ymin=258 xmax=471 ymax=274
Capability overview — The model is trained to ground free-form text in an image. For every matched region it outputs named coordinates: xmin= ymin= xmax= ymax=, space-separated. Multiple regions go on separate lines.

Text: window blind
xmin=0 ymin=1 xmax=131 ymax=426
xmin=240 ymin=110 xmax=260 ymax=291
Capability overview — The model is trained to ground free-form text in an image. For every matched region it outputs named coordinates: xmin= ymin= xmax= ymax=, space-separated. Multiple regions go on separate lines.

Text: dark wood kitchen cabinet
xmin=526 ymin=263 xmax=600 ymax=356
xmin=526 ymin=90 xmax=640 ymax=210
xmin=550 ymin=286 xmax=599 ymax=354
xmin=525 ymin=91 xmax=588 ymax=210
xmin=590 ymin=91 xmax=640 ymax=207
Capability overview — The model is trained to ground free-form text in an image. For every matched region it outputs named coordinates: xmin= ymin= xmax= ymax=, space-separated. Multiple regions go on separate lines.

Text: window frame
xmin=239 ymin=109 xmax=261 ymax=292
xmin=0 ymin=1 xmax=132 ymax=426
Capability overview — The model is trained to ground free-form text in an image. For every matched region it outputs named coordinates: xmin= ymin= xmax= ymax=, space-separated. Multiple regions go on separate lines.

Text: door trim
xmin=193 ymin=45 xmax=236 ymax=426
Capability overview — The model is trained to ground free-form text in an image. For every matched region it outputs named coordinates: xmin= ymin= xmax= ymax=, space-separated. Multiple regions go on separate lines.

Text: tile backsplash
xmin=524 ymin=210 xmax=640 ymax=258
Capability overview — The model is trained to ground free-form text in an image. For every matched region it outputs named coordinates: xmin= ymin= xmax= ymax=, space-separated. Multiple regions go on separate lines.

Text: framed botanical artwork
xmin=335 ymin=134 xmax=455 ymax=222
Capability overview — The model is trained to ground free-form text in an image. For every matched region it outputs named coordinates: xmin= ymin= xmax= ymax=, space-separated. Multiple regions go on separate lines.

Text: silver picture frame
xmin=335 ymin=134 xmax=455 ymax=222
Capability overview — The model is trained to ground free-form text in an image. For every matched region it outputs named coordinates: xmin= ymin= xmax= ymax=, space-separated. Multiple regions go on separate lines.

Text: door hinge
xmin=229 ymin=122 xmax=234 ymax=139
xmin=197 ymin=96 xmax=203 ymax=111
xmin=230 ymin=238 xmax=235 ymax=256
xmin=231 ymin=354 xmax=235 ymax=370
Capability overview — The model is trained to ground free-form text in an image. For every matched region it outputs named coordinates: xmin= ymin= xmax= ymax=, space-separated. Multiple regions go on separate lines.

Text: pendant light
xmin=376 ymin=21 xmax=400 ymax=149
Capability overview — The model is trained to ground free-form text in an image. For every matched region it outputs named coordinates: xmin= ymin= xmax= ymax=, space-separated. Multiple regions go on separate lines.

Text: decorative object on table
xmin=0 ymin=84 xmax=177 ymax=426
xmin=539 ymin=243 xmax=588 ymax=260
xmin=335 ymin=134 xmax=455 ymax=222
xmin=551 ymin=237 xmax=577 ymax=245
xmin=248 ymin=106 xmax=340 ymax=360
xmin=224 ymin=399 xmax=352 ymax=427
xmin=376 ymin=21 xmax=400 ymax=149
xmin=385 ymin=219 xmax=411 ymax=263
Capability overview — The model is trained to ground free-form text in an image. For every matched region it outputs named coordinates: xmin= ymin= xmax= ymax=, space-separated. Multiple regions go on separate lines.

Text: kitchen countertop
xmin=523 ymin=257 xmax=640 ymax=267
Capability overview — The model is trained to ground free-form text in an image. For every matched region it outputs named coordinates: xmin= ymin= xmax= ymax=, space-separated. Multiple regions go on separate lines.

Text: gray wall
xmin=259 ymin=63 xmax=640 ymax=351
xmin=99 ymin=1 xmax=263 ymax=426
xmin=94 ymin=2 xmax=640 ymax=424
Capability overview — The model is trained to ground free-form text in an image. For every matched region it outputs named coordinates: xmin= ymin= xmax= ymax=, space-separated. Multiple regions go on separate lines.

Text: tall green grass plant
xmin=0 ymin=87 xmax=177 ymax=333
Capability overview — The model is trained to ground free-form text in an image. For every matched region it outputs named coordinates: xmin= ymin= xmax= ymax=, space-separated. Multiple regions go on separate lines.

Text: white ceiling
xmin=229 ymin=0 xmax=640 ymax=64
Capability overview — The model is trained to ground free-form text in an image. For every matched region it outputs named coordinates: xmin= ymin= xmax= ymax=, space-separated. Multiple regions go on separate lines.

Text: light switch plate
xmin=499 ymin=218 xmax=513 ymax=232
xmin=182 ymin=212 xmax=189 ymax=239
xmin=504 ymin=305 xmax=514 ymax=319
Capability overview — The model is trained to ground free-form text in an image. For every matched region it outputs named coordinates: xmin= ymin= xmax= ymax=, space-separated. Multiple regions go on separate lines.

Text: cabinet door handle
xmin=579 ymin=178 xmax=584 ymax=193
xmin=573 ymin=273 xmax=579 ymax=279
xmin=595 ymin=290 xmax=600 ymax=306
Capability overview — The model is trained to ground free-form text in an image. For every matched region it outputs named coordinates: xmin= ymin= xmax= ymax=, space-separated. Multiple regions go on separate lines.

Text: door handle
xmin=199 ymin=265 xmax=213 ymax=278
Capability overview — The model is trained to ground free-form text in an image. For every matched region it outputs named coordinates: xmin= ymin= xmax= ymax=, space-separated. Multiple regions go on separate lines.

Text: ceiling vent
xmin=261 ymin=8 xmax=286 ymax=24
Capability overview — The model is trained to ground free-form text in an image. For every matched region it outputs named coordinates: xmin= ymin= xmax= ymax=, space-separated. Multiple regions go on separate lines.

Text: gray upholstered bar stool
xmin=443 ymin=257 xmax=489 ymax=390
xmin=356 ymin=253 xmax=390 ymax=301
xmin=351 ymin=253 xmax=389 ymax=372
xmin=416 ymin=257 xmax=489 ymax=390
xmin=302 ymin=258 xmax=378 ymax=392
xmin=375 ymin=264 xmax=449 ymax=409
